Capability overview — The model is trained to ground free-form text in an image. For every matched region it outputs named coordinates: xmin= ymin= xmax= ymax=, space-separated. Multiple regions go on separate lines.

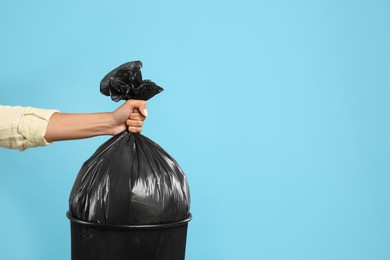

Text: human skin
xmin=44 ymin=100 xmax=147 ymax=142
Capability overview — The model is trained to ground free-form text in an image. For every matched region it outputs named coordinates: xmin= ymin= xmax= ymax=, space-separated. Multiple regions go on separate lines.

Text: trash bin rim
xmin=66 ymin=211 xmax=192 ymax=230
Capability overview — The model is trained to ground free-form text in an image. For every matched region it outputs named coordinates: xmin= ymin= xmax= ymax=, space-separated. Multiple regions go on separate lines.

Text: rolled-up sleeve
xmin=0 ymin=105 xmax=59 ymax=151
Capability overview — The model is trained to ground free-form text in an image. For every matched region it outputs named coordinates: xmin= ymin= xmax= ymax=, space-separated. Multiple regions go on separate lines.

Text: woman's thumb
xmin=127 ymin=100 xmax=148 ymax=117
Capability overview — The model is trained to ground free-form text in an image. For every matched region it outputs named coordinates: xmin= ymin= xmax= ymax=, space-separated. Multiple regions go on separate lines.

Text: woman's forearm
xmin=44 ymin=99 xmax=147 ymax=143
xmin=44 ymin=112 xmax=117 ymax=142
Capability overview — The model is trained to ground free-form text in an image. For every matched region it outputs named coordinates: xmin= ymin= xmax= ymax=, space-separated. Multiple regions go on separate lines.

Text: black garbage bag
xmin=67 ymin=61 xmax=191 ymax=260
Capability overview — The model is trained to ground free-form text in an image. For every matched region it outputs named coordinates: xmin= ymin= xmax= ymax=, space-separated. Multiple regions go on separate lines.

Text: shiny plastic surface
xmin=100 ymin=61 xmax=163 ymax=102
xmin=69 ymin=132 xmax=191 ymax=225
xmin=69 ymin=61 xmax=191 ymax=225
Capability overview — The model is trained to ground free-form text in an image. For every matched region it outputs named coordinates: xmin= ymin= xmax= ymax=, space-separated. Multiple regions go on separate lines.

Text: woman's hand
xmin=112 ymin=100 xmax=147 ymax=134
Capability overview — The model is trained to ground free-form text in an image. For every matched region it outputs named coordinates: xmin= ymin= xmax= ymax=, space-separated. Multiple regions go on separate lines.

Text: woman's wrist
xmin=107 ymin=112 xmax=127 ymax=136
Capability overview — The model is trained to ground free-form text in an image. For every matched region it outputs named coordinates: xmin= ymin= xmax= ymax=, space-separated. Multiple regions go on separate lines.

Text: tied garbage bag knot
xmin=100 ymin=61 xmax=164 ymax=102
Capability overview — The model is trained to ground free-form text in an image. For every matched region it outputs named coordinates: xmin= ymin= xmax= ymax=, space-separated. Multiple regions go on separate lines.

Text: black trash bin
xmin=67 ymin=61 xmax=191 ymax=260
xmin=67 ymin=212 xmax=192 ymax=260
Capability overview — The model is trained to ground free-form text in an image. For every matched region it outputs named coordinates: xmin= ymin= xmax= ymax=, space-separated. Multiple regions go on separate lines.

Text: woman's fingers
xmin=130 ymin=112 xmax=146 ymax=120
xmin=127 ymin=107 xmax=146 ymax=133
xmin=126 ymin=119 xmax=143 ymax=127
xmin=128 ymin=126 xmax=142 ymax=133
xmin=125 ymin=100 xmax=148 ymax=117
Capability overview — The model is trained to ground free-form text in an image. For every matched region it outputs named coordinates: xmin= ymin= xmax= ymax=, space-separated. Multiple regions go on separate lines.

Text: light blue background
xmin=1 ymin=0 xmax=389 ymax=259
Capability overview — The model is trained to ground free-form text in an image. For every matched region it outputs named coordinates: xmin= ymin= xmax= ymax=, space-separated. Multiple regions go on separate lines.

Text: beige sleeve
xmin=0 ymin=105 xmax=59 ymax=151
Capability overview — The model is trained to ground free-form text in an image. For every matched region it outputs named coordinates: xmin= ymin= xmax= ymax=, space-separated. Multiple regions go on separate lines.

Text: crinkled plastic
xmin=69 ymin=61 xmax=191 ymax=225
xmin=100 ymin=61 xmax=163 ymax=102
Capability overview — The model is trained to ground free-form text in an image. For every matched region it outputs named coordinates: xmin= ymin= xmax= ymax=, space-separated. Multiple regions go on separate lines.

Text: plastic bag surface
xmin=69 ymin=61 xmax=190 ymax=225
xmin=100 ymin=61 xmax=163 ymax=102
